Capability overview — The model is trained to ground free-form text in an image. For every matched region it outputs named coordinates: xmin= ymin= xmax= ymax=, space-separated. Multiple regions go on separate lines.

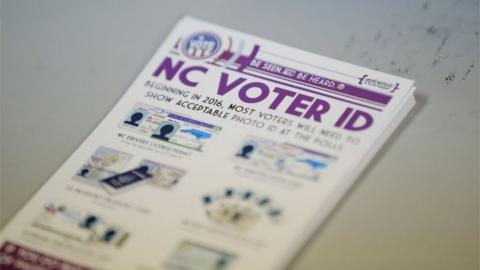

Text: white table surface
xmin=1 ymin=1 xmax=478 ymax=269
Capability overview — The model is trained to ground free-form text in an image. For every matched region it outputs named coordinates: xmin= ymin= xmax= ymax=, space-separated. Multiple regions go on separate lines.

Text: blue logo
xmin=182 ymin=32 xmax=221 ymax=59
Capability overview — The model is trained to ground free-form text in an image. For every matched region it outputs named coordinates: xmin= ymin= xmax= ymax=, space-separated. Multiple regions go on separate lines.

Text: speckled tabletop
xmin=1 ymin=1 xmax=478 ymax=269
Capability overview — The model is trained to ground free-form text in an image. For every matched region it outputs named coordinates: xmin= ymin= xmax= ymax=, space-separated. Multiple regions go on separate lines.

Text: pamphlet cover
xmin=0 ymin=17 xmax=415 ymax=270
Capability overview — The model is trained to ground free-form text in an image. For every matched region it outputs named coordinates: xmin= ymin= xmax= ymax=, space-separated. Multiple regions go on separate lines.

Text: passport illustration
xmin=99 ymin=166 xmax=152 ymax=195
xmin=99 ymin=161 xmax=186 ymax=195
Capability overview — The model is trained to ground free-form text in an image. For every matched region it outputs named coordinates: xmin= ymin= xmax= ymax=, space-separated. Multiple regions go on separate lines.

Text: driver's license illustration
xmin=119 ymin=103 xmax=222 ymax=151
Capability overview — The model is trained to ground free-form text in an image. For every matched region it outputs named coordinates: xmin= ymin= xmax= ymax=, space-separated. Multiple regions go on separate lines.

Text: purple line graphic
xmin=248 ymin=66 xmax=385 ymax=108
xmin=248 ymin=59 xmax=392 ymax=105
xmin=233 ymin=67 xmax=383 ymax=112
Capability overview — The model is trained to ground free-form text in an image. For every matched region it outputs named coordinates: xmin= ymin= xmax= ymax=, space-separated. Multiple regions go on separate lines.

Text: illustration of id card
xmin=234 ymin=136 xmax=334 ymax=181
xmin=119 ymin=103 xmax=222 ymax=151
xmin=73 ymin=146 xmax=132 ymax=188
xmin=166 ymin=241 xmax=235 ymax=270
xmin=138 ymin=159 xmax=186 ymax=189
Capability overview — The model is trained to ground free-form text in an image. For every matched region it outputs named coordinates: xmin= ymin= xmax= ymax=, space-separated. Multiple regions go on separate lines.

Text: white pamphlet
xmin=0 ymin=17 xmax=416 ymax=270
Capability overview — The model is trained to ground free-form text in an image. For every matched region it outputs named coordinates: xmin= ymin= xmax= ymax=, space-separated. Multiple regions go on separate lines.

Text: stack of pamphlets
xmin=0 ymin=17 xmax=416 ymax=270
